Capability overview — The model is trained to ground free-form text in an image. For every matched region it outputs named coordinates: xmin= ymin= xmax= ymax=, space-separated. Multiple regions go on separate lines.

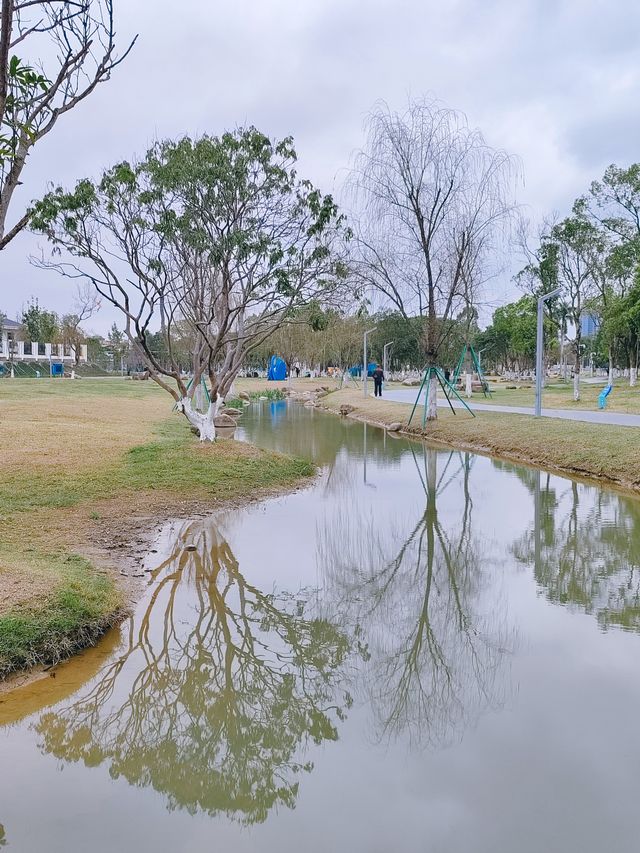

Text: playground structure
xmin=408 ymin=365 xmax=475 ymax=428
xmin=452 ymin=344 xmax=492 ymax=398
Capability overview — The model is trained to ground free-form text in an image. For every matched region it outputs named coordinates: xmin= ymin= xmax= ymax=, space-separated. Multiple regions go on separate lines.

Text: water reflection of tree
xmin=512 ymin=469 xmax=640 ymax=632
xmin=320 ymin=445 xmax=512 ymax=748
xmin=35 ymin=519 xmax=355 ymax=825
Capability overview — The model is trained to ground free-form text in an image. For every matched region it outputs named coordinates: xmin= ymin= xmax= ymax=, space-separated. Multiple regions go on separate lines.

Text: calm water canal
xmin=2 ymin=402 xmax=640 ymax=852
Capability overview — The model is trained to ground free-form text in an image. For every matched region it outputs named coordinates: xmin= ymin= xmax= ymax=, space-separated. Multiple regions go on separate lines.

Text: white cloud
xmin=1 ymin=0 xmax=639 ymax=330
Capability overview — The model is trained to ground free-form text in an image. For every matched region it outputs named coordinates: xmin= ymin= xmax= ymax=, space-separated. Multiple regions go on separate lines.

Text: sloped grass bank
xmin=0 ymin=380 xmax=313 ymax=680
xmin=319 ymin=389 xmax=640 ymax=493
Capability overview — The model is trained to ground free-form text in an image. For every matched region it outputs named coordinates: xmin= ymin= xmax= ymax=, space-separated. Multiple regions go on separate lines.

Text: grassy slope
xmin=480 ymin=379 xmax=640 ymax=414
xmin=320 ymin=389 xmax=640 ymax=492
xmin=0 ymin=379 xmax=313 ymax=678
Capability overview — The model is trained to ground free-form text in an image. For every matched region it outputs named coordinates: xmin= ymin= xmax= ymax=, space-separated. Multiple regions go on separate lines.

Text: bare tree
xmin=319 ymin=444 xmax=513 ymax=747
xmin=33 ymin=129 xmax=349 ymax=439
xmin=60 ymin=281 xmax=100 ymax=364
xmin=0 ymin=0 xmax=136 ymax=249
xmin=349 ymin=98 xmax=517 ymax=419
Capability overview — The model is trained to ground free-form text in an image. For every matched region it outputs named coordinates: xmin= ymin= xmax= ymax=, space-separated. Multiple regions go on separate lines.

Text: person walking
xmin=372 ymin=364 xmax=384 ymax=397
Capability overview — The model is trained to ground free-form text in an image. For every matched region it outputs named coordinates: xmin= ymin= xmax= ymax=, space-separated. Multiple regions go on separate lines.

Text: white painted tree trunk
xmin=465 ymin=372 xmax=472 ymax=399
xmin=608 ymin=350 xmax=614 ymax=386
xmin=178 ymin=396 xmax=221 ymax=441
xmin=630 ymin=367 xmax=637 ymax=387
xmin=573 ymin=372 xmax=580 ymax=402
xmin=425 ymin=373 xmax=438 ymax=421
xmin=193 ymin=381 xmax=205 ymax=412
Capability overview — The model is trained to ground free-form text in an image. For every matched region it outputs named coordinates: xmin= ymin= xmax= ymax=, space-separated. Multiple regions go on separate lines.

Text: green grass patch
xmin=0 ymin=553 xmax=123 ymax=678
xmin=0 ymin=415 xmax=313 ymax=517
xmin=224 ymin=397 xmax=245 ymax=410
xmin=0 ymin=379 xmax=314 ymax=679
xmin=249 ymin=388 xmax=286 ymax=401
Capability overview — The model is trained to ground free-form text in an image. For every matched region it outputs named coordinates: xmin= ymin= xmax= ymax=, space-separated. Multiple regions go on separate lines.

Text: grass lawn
xmin=0 ymin=378 xmax=313 ymax=679
xmin=480 ymin=378 xmax=640 ymax=414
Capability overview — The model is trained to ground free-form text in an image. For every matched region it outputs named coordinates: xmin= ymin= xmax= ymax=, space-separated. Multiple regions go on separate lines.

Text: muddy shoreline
xmin=0 ymin=474 xmax=316 ymax=696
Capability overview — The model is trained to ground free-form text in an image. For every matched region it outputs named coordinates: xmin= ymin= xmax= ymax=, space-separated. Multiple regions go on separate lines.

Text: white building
xmin=0 ymin=318 xmax=87 ymax=364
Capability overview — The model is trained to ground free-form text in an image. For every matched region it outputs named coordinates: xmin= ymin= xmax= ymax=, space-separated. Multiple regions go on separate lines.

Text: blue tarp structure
xmin=268 ymin=355 xmax=287 ymax=381
xmin=349 ymin=363 xmax=377 ymax=378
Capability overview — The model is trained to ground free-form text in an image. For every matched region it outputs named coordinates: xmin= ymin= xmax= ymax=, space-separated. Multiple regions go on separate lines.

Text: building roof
xmin=1 ymin=318 xmax=20 ymax=329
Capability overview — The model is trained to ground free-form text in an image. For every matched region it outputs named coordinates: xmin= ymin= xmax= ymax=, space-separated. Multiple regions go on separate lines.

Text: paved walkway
xmin=381 ymin=388 xmax=640 ymax=428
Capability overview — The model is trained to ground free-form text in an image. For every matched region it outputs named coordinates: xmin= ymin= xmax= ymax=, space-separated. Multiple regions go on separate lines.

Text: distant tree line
xmin=476 ymin=163 xmax=640 ymax=398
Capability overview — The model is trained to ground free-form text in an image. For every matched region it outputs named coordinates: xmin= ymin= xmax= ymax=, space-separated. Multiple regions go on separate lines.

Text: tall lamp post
xmin=383 ymin=341 xmax=394 ymax=389
xmin=535 ymin=288 xmax=562 ymax=416
xmin=363 ymin=326 xmax=377 ymax=397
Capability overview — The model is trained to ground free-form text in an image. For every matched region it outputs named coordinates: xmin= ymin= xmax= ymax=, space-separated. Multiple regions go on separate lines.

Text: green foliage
xmin=370 ymin=312 xmax=424 ymax=368
xmin=0 ymin=56 xmax=49 ymax=166
xmin=249 ymin=389 xmax=286 ymax=401
xmin=20 ymin=298 xmax=59 ymax=342
xmin=0 ymin=553 xmax=121 ymax=677
xmin=478 ymin=296 xmax=542 ymax=369
xmin=32 ymin=128 xmax=348 ymax=402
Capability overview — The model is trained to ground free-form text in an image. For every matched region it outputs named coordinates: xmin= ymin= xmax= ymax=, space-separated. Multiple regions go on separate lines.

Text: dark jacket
xmin=372 ymin=367 xmax=384 ymax=384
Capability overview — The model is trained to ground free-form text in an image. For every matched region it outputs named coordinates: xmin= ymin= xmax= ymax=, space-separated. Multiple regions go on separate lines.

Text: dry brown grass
xmin=0 ymin=379 xmax=168 ymax=471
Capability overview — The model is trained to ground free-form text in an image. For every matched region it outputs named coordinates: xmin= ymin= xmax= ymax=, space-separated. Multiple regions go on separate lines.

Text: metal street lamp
xmin=363 ymin=326 xmax=377 ymax=397
xmin=535 ymin=288 xmax=562 ymax=416
xmin=383 ymin=341 xmax=394 ymax=388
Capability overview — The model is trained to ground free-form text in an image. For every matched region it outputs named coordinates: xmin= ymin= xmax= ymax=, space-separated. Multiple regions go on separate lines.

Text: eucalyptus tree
xmin=0 ymin=0 xmax=135 ymax=249
xmin=349 ymin=98 xmax=517 ymax=419
xmin=33 ymin=129 xmax=349 ymax=439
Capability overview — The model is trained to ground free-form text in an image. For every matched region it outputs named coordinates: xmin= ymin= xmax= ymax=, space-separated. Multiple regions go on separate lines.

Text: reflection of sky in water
xmin=2 ymin=403 xmax=640 ymax=853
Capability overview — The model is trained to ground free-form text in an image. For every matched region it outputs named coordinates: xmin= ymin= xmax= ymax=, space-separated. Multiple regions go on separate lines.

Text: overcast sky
xmin=2 ymin=0 xmax=639 ymax=333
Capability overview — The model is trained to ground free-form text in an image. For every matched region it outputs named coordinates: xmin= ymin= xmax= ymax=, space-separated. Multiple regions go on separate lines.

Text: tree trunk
xmin=178 ymin=396 xmax=221 ymax=441
xmin=608 ymin=347 xmax=614 ymax=386
xmin=425 ymin=371 xmax=438 ymax=421
xmin=465 ymin=372 xmax=472 ymax=399
xmin=573 ymin=362 xmax=580 ymax=402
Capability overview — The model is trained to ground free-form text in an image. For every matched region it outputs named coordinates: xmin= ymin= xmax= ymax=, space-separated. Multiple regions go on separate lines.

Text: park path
xmin=381 ymin=388 xmax=640 ymax=428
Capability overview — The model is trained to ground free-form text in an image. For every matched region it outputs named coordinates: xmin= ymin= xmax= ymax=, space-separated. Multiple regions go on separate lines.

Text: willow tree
xmin=0 ymin=0 xmax=135 ymax=249
xmin=350 ymin=98 xmax=517 ymax=419
xmin=33 ymin=129 xmax=348 ymax=439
